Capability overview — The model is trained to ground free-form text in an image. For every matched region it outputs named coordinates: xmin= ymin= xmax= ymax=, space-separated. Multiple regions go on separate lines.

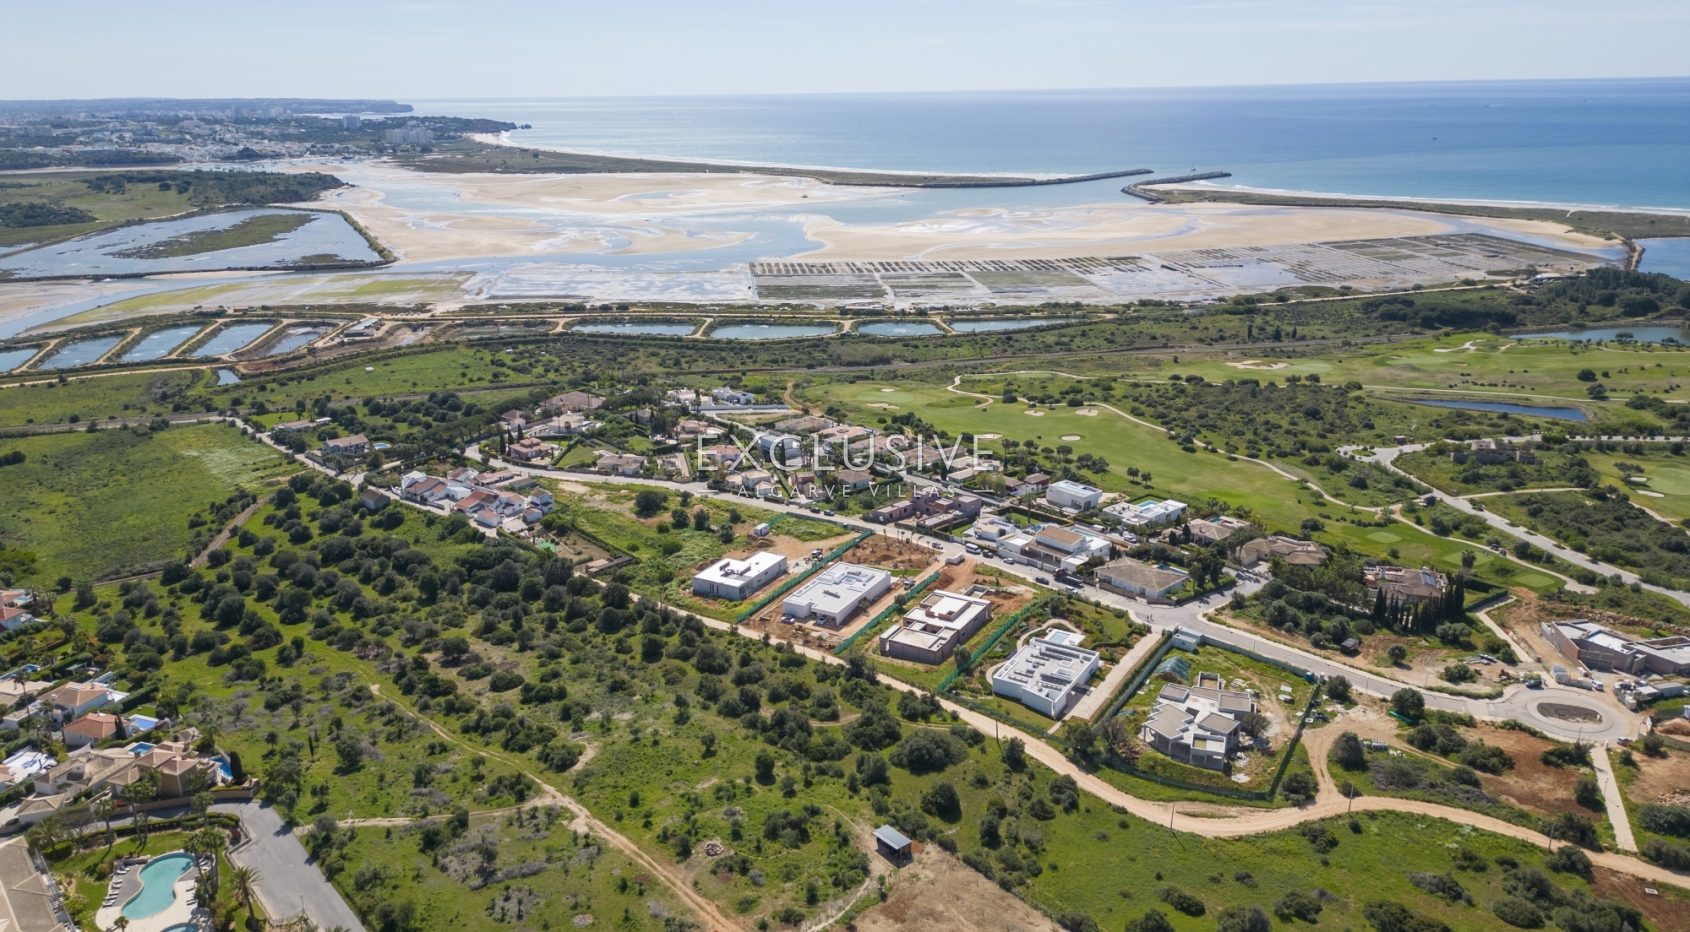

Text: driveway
xmin=213 ymin=800 xmax=366 ymax=932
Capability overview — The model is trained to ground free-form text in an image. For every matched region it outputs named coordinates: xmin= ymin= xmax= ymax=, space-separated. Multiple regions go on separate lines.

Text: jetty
xmin=1123 ymin=171 xmax=1232 ymax=202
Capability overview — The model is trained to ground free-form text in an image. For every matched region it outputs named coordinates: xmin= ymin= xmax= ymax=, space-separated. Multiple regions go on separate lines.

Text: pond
xmin=216 ymin=369 xmax=242 ymax=385
xmin=39 ymin=335 xmax=122 ymax=369
xmin=0 ymin=347 xmax=39 ymax=372
xmin=265 ymin=327 xmax=328 ymax=356
xmin=947 ymin=318 xmax=1075 ymax=332
xmin=1405 ymin=398 xmax=1587 ymax=422
xmin=573 ymin=321 xmax=697 ymax=336
xmin=121 ymin=325 xmax=204 ymax=362
xmin=1518 ymin=327 xmax=1690 ymax=344
xmin=710 ymin=323 xmax=837 ymax=340
xmin=858 ymin=321 xmax=943 ymax=337
xmin=0 ymin=209 xmax=382 ymax=278
xmin=192 ymin=323 xmax=273 ymax=357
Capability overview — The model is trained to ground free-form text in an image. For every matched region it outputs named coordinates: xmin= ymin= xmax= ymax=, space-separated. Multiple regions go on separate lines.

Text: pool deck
xmin=93 ymin=851 xmax=210 ymax=932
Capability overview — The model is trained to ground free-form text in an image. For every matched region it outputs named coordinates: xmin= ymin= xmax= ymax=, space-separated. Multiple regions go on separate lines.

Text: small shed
xmin=753 ymin=522 xmax=771 ymax=537
xmin=1340 ymin=637 xmax=1361 ymax=653
xmin=873 ymin=824 xmax=912 ymax=861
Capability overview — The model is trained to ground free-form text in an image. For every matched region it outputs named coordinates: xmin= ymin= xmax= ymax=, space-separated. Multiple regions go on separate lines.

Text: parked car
xmin=1035 ymin=575 xmax=1051 ymax=585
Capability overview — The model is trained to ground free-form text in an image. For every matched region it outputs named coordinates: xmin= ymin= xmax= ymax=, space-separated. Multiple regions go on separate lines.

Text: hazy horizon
xmin=4 ymin=0 xmax=1688 ymax=100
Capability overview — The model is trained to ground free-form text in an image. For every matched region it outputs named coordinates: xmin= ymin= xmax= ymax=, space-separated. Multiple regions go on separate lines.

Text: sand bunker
xmin=1024 ymin=409 xmax=1045 ymax=417
xmin=1061 ymin=434 xmax=1082 ymax=441
xmin=1434 ymin=340 xmax=1481 ymax=353
xmin=976 ymin=433 xmax=1001 ymax=440
xmin=865 ymin=402 xmax=899 ymax=410
xmin=1076 ymin=408 xmax=1098 ymax=416
xmin=1228 ymin=360 xmax=1290 ymax=370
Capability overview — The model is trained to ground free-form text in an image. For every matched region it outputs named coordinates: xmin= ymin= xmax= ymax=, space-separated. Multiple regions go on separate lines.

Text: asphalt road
xmin=214 ymin=800 xmax=367 ymax=932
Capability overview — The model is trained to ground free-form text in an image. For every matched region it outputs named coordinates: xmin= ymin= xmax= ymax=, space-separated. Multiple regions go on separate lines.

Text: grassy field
xmin=112 ymin=211 xmax=313 ymax=259
xmin=1321 ymin=516 xmax=1565 ymax=592
xmin=0 ymin=422 xmax=297 ymax=582
xmin=0 ymin=173 xmax=198 ymax=247
xmin=0 ymin=368 xmax=204 ymax=426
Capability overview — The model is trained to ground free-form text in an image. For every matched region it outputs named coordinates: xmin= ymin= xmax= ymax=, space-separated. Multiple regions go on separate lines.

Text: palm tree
xmin=94 ymin=798 xmax=115 ymax=849
xmin=227 ymin=866 xmax=259 ymax=923
xmin=112 ymin=916 xmax=129 ymax=932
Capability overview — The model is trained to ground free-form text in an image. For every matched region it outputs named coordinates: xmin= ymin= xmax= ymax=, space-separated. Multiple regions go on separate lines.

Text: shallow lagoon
xmin=574 ymin=321 xmax=696 ymax=336
xmin=947 ymin=318 xmax=1075 ymax=332
xmin=39 ymin=335 xmax=122 ymax=369
xmin=121 ymin=325 xmax=204 ymax=362
xmin=192 ymin=323 xmax=272 ymax=357
xmin=0 ymin=348 xmax=39 ymax=372
xmin=265 ymin=328 xmax=328 ymax=356
xmin=858 ymin=321 xmax=943 ymax=337
xmin=710 ymin=323 xmax=836 ymax=340
xmin=0 ymin=209 xmax=380 ymax=278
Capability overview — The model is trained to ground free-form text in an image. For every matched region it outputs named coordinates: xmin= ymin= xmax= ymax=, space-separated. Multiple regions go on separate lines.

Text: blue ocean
xmin=411 ymin=79 xmax=1690 ymax=211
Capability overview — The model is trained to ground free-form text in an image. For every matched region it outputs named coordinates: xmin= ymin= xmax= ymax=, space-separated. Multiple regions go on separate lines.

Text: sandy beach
xmin=296 ymin=162 xmax=1613 ymax=265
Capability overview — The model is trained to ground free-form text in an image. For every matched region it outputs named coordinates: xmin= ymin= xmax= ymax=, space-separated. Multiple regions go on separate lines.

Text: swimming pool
xmin=121 ymin=852 xmax=194 ymax=919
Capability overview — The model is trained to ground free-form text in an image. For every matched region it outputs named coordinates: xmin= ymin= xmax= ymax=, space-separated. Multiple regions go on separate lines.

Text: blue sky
xmin=4 ymin=0 xmax=1688 ymax=99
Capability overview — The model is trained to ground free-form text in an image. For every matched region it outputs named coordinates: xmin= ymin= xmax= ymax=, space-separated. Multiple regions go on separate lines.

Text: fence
xmin=1084 ymin=631 xmax=1323 ymax=802
xmin=936 ymin=599 xmax=1049 ymax=692
xmin=833 ymin=570 xmax=940 ymax=655
xmin=733 ymin=530 xmax=871 ymax=623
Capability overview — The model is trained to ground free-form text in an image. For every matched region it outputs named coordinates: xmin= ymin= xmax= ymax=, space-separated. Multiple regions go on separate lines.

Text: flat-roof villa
xmin=998 ymin=524 xmax=1114 ymax=573
xmin=1139 ymin=672 xmax=1257 ymax=771
xmin=1046 ymin=480 xmax=1103 ymax=511
xmin=990 ymin=632 xmax=1101 ymax=717
xmin=782 ymin=563 xmax=892 ymax=627
xmin=1105 ymin=498 xmax=1188 ymax=529
xmin=879 ymin=590 xmax=994 ymax=664
xmin=692 ymin=553 xmax=788 ymax=600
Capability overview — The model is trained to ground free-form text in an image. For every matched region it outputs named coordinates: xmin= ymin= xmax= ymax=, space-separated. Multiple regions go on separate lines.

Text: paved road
xmin=214 ymin=800 xmax=366 ymax=932
xmin=1589 ymin=746 xmax=1638 ymax=853
xmin=1358 ymin=443 xmax=1690 ymax=608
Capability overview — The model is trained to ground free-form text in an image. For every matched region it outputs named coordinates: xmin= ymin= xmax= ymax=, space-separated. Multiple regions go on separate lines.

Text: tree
xmin=1001 ymin=737 xmax=1027 ymax=771
xmin=1387 ymin=644 xmax=1409 ymax=666
xmin=633 ymin=490 xmax=667 ymax=517
xmin=1061 ymin=720 xmax=1096 ymax=758
xmin=1123 ymin=909 xmax=1174 ymax=932
xmin=1391 ymin=688 xmax=1425 ymax=722
xmin=94 ymin=798 xmax=116 ymax=849
xmin=334 ymin=732 xmax=366 ymax=772
xmin=754 ymin=750 xmax=776 ymax=783
xmin=1333 ymin=731 xmax=1367 ymax=771
xmin=228 ymin=866 xmax=259 ymax=924
xmin=1574 ymin=776 xmax=1603 ymax=811
xmin=1326 ymin=675 xmax=1352 ymax=703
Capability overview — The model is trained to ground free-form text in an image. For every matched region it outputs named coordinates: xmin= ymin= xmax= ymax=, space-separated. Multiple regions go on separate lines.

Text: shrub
xmin=887 ymin=730 xmax=967 ymax=773
xmin=1300 ymin=822 xmax=1338 ymax=853
xmin=1406 ymin=871 xmax=1468 ymax=904
xmin=1155 ymin=885 xmax=1205 ymax=917
xmin=1215 ymin=904 xmax=1272 ymax=932
xmin=1274 ymin=890 xmax=1323 ymax=922
xmin=1573 ymin=776 xmax=1603 ymax=810
xmin=1441 ymin=663 xmax=1476 ymax=684
xmin=1122 ymin=909 xmax=1175 ymax=932
xmin=1638 ymin=803 xmax=1690 ymax=837
xmin=1491 ymin=896 xmax=1545 ymax=929
xmin=1543 ymin=812 xmax=1600 ymax=852
xmin=920 ymin=781 xmax=961 ymax=820
xmin=1641 ymin=837 xmax=1690 ymax=870
xmin=1539 ymin=742 xmax=1591 ymax=768
xmin=1055 ymin=912 xmax=1098 ymax=932
xmin=1282 ymin=771 xmax=1319 ymax=804
xmin=487 ymin=671 xmax=525 ymax=692
xmin=1361 ymin=899 xmax=1451 ymax=932
xmin=1332 ymin=732 xmax=1366 ymax=770
xmin=1457 ymin=743 xmax=1514 ymax=775
xmin=1545 ymin=844 xmax=1592 ymax=878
